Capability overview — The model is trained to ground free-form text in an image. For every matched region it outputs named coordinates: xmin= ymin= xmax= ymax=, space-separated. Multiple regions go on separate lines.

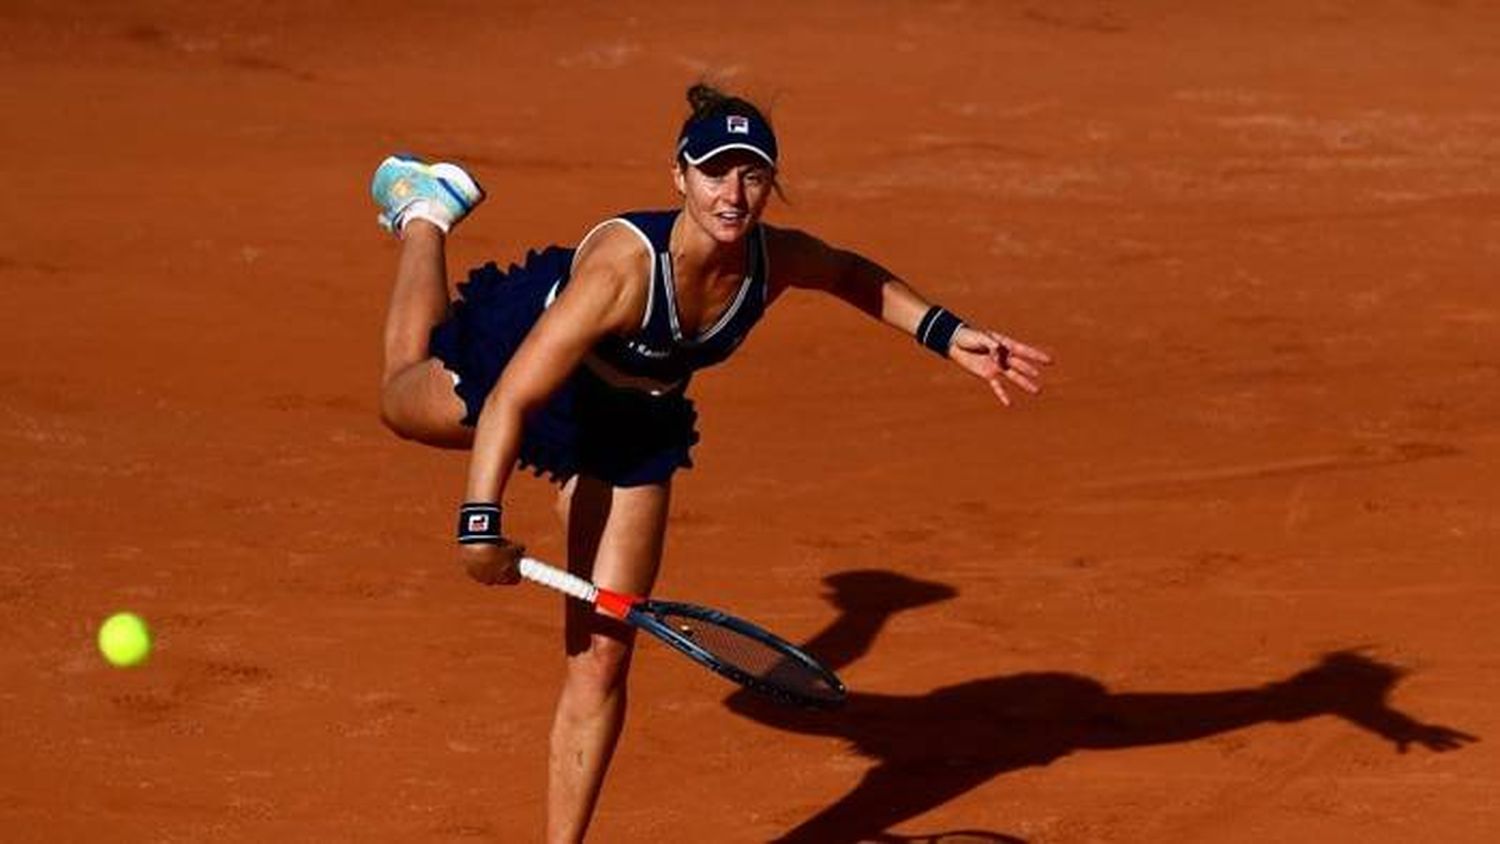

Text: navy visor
xmin=677 ymin=112 xmax=778 ymax=167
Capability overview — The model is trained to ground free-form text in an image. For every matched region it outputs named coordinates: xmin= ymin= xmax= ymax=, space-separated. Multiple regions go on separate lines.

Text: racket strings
xmin=660 ymin=611 xmax=842 ymax=703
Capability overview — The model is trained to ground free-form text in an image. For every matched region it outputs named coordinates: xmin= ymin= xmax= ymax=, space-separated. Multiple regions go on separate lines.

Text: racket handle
xmin=518 ymin=557 xmax=599 ymax=604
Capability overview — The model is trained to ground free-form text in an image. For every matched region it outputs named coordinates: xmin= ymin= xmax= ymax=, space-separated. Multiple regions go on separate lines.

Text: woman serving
xmin=372 ymin=83 xmax=1050 ymax=842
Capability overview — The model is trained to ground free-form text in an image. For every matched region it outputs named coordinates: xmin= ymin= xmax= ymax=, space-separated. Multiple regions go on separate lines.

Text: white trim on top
xmin=571 ymin=217 xmax=656 ymax=331
xmin=757 ymin=224 xmax=770 ymax=305
xmin=581 ymin=351 xmax=684 ymax=396
xmin=682 ymin=143 xmax=776 ymax=167
xmin=661 ymin=252 xmax=681 ymax=339
xmin=691 ymin=272 xmax=752 ymax=345
xmin=661 ymin=240 xmax=755 ymax=346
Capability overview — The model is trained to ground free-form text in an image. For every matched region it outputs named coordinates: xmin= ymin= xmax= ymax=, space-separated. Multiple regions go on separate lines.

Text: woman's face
xmin=674 ymin=150 xmax=776 ymax=244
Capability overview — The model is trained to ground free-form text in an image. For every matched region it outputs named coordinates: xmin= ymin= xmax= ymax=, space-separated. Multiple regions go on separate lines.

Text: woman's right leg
xmin=546 ymin=476 xmax=671 ymax=843
xmin=378 ymin=221 xmax=471 ymax=448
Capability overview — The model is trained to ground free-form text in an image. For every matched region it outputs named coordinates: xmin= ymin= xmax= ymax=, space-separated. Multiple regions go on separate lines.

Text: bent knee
xmin=378 ymin=390 xmax=409 ymax=437
xmin=380 ymin=365 xmax=471 ymax=447
xmin=379 ymin=389 xmax=428 ymax=441
xmin=379 ymin=389 xmax=422 ymax=436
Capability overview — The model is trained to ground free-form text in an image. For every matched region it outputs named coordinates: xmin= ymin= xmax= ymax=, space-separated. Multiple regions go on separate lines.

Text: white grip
xmin=518 ymin=557 xmax=599 ymax=604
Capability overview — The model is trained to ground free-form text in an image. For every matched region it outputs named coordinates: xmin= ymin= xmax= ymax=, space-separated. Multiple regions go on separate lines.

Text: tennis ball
xmin=98 ymin=612 xmax=152 ymax=668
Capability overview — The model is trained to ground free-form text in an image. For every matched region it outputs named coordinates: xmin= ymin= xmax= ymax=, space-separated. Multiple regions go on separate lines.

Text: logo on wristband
xmin=458 ymin=503 xmax=503 ymax=544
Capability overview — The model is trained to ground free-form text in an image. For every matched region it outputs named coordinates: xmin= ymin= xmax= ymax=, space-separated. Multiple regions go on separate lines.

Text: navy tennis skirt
xmin=427 ymin=246 xmax=699 ymax=487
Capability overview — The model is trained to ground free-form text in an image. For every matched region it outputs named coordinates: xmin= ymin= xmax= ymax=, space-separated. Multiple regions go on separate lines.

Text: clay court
xmin=3 ymin=1 xmax=1497 ymax=840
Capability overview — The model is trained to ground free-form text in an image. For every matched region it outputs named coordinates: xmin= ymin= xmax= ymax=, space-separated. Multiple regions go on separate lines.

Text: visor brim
xmin=680 ymin=143 xmax=777 ymax=168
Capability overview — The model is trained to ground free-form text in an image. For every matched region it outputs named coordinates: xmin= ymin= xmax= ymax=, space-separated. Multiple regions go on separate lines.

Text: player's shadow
xmin=725 ymin=570 xmax=1477 ymax=844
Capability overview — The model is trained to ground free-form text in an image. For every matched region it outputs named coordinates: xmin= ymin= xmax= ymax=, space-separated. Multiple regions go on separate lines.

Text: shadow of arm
xmin=1080 ymin=652 xmax=1479 ymax=754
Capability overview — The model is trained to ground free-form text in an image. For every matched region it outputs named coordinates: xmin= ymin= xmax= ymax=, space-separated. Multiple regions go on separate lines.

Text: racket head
xmin=628 ymin=600 xmax=846 ymax=709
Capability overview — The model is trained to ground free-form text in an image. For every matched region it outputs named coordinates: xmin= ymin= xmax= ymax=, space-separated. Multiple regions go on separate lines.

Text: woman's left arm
xmin=766 ymin=226 xmax=1052 ymax=405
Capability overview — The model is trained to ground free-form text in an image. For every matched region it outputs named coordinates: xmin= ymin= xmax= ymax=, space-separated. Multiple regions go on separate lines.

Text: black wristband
xmin=457 ymin=502 xmax=502 ymax=545
xmin=915 ymin=306 xmax=965 ymax=357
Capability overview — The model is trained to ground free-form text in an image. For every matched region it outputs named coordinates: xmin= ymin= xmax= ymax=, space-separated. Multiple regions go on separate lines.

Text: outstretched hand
xmin=949 ymin=327 xmax=1052 ymax=405
xmin=1389 ymin=720 xmax=1478 ymax=754
xmin=1266 ymin=651 xmax=1480 ymax=754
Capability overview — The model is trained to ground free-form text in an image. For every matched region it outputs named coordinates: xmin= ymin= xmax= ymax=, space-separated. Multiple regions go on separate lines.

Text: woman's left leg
xmin=545 ymin=476 xmax=670 ymax=844
xmin=378 ymin=223 xmax=471 ymax=447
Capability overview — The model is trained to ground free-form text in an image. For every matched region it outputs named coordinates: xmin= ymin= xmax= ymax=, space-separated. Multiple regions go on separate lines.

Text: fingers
xmin=1003 ymin=350 xmax=1043 ymax=379
xmin=986 ymin=330 xmax=1054 ymax=368
xmin=495 ymin=541 xmax=524 ymax=584
xmin=1449 ymin=727 xmax=1480 ymax=744
xmin=1000 ymin=334 xmax=1054 ymax=365
xmin=1003 ymin=366 xmax=1042 ymax=395
xmin=458 ymin=541 xmax=524 ymax=586
xmin=987 ymin=375 xmax=1011 ymax=406
xmin=1420 ymin=726 xmax=1480 ymax=751
xmin=1395 ymin=724 xmax=1479 ymax=753
xmin=1012 ymin=341 xmax=1053 ymax=365
xmin=954 ymin=327 xmax=1053 ymax=406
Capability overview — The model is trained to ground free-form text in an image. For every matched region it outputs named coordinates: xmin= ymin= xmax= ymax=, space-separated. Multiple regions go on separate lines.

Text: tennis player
xmin=372 ymin=83 xmax=1051 ymax=842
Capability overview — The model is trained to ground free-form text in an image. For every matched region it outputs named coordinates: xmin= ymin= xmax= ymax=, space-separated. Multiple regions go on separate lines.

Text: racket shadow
xmin=724 ymin=569 xmax=1478 ymax=844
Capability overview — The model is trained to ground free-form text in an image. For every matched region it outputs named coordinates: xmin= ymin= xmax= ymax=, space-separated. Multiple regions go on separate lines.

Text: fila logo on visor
xmin=726 ymin=115 xmax=750 ymax=134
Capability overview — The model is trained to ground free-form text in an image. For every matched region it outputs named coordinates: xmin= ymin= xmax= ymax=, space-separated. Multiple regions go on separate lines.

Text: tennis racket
xmin=518 ymin=556 xmax=846 ymax=709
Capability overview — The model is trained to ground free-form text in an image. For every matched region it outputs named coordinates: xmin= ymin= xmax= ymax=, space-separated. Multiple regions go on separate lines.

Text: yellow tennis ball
xmin=98 ymin=612 xmax=152 ymax=668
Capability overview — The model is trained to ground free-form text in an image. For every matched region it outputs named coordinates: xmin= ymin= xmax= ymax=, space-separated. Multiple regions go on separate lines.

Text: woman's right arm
xmin=458 ymin=227 xmax=648 ymax=585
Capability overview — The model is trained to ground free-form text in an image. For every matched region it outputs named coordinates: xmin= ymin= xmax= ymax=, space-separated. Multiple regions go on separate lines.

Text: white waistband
xmin=581 ymin=353 xmax=683 ymax=396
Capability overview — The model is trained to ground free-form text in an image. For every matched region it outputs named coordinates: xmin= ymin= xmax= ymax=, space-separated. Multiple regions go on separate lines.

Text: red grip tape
xmin=595 ymin=590 xmax=638 ymax=620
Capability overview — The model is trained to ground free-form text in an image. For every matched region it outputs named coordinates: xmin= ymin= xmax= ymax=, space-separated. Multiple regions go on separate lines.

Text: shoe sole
xmin=430 ymin=162 xmax=484 ymax=209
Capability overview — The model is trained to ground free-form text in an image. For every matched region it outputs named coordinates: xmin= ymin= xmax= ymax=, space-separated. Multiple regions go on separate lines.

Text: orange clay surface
xmin=3 ymin=2 xmax=1498 ymax=841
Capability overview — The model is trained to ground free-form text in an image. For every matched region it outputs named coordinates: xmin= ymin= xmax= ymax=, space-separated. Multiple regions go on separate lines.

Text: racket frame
xmin=518 ymin=556 xmax=845 ymax=709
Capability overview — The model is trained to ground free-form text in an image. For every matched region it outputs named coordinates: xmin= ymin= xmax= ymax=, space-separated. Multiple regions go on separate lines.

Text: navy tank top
xmin=570 ymin=210 xmax=769 ymax=394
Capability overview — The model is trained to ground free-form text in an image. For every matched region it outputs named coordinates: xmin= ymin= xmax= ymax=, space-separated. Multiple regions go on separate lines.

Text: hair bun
xmin=686 ymin=83 xmax=730 ymax=119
